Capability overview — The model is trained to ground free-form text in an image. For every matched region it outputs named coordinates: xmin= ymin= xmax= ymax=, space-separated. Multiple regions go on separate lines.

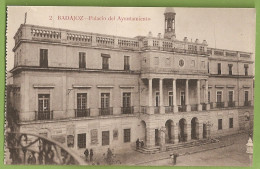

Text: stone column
xmin=197 ymin=80 xmax=202 ymax=111
xmin=159 ymin=127 xmax=166 ymax=151
xmin=159 ymin=78 xmax=165 ymax=114
xmin=205 ymin=79 xmax=210 ymax=110
xmin=148 ymin=78 xmax=153 ymax=114
xmin=186 ymin=123 xmax=191 ymax=141
xmin=146 ymin=128 xmax=155 ymax=147
xmin=173 ymin=123 xmax=179 ymax=144
xmin=186 ymin=79 xmax=191 ymax=111
xmin=199 ymin=123 xmax=203 ymax=139
xmin=173 ymin=79 xmax=178 ymax=113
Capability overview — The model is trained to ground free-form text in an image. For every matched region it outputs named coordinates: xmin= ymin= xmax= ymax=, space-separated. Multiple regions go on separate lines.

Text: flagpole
xmin=24 ymin=12 xmax=27 ymax=24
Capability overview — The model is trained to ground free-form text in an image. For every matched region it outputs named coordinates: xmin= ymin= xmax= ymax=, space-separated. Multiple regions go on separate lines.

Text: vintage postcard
xmin=5 ymin=6 xmax=255 ymax=166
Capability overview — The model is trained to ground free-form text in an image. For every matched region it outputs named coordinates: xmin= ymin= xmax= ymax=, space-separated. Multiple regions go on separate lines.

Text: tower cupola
xmin=164 ymin=7 xmax=176 ymax=39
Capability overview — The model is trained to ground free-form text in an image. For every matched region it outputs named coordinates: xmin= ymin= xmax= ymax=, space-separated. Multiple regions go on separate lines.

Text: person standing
xmin=90 ymin=149 xmax=94 ymax=162
xmin=84 ymin=148 xmax=89 ymax=161
xmin=136 ymin=138 xmax=140 ymax=150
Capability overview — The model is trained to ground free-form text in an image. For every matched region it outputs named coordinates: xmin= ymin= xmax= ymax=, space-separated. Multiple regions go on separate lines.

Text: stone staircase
xmin=135 ymin=139 xmax=219 ymax=154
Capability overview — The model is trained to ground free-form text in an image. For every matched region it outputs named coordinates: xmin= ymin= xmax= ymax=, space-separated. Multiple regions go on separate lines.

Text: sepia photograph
xmin=5 ymin=6 xmax=255 ymax=166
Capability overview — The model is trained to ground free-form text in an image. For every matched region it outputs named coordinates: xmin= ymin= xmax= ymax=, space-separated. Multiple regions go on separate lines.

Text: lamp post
xmin=246 ymin=137 xmax=253 ymax=166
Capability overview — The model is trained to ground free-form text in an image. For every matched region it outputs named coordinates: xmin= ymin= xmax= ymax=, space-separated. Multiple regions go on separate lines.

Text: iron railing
xmin=191 ymin=104 xmax=198 ymax=111
xmin=124 ymin=65 xmax=130 ymax=71
xmin=228 ymin=101 xmax=236 ymax=107
xmin=6 ymin=132 xmax=87 ymax=165
xmin=210 ymin=102 xmax=214 ymax=109
xmin=121 ymin=106 xmax=134 ymax=114
xmin=244 ymin=101 xmax=251 ymax=106
xmin=75 ymin=109 xmax=90 ymax=118
xmin=154 ymin=107 xmax=160 ymax=114
xmin=35 ymin=111 xmax=53 ymax=121
xmin=165 ymin=106 xmax=174 ymax=113
xmin=216 ymin=102 xmax=225 ymax=108
xmin=99 ymin=107 xmax=113 ymax=116
xmin=202 ymin=103 xmax=207 ymax=111
xmin=102 ymin=64 xmax=109 ymax=70
xmin=140 ymin=106 xmax=147 ymax=114
xmin=178 ymin=105 xmax=186 ymax=112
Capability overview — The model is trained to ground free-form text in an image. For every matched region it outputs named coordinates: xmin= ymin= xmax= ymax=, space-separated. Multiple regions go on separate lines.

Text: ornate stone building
xmin=9 ymin=8 xmax=254 ymax=154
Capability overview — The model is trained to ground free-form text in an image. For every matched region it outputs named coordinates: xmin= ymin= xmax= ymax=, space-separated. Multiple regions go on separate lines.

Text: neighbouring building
xmin=8 ymin=8 xmax=254 ymax=154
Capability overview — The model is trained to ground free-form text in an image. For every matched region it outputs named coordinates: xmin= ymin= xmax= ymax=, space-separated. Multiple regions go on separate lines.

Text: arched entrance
xmin=191 ymin=117 xmax=199 ymax=140
xmin=165 ymin=120 xmax=174 ymax=144
xmin=179 ymin=118 xmax=187 ymax=142
xmin=140 ymin=121 xmax=147 ymax=144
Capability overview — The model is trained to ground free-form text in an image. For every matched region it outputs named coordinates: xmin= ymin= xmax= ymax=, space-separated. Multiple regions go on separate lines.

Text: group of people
xmin=84 ymin=148 xmax=94 ymax=162
xmin=136 ymin=138 xmax=144 ymax=150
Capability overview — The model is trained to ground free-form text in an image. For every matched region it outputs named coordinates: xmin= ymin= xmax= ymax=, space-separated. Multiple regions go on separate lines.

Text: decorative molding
xmin=96 ymin=85 xmax=114 ymax=88
xmin=226 ymin=85 xmax=235 ymax=88
xmin=72 ymin=85 xmax=92 ymax=88
xmin=119 ymin=85 xmax=135 ymax=88
xmin=215 ymin=85 xmax=225 ymax=88
xmin=33 ymin=84 xmax=55 ymax=88
xmin=243 ymin=85 xmax=251 ymax=88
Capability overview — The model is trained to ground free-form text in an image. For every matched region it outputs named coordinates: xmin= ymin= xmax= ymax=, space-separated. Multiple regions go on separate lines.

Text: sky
xmin=6 ymin=6 xmax=256 ymax=71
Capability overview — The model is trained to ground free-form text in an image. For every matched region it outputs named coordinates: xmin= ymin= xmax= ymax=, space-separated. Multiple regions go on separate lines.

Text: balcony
xmin=102 ymin=64 xmax=109 ymax=70
xmin=191 ymin=104 xmax=198 ymax=111
xmin=228 ymin=101 xmax=236 ymax=107
xmin=202 ymin=103 xmax=207 ymax=111
xmin=140 ymin=106 xmax=147 ymax=114
xmin=75 ymin=109 xmax=90 ymax=118
xmin=124 ymin=64 xmax=130 ymax=71
xmin=216 ymin=102 xmax=225 ymax=108
xmin=121 ymin=106 xmax=134 ymax=114
xmin=244 ymin=101 xmax=251 ymax=107
xmin=154 ymin=107 xmax=160 ymax=114
xmin=99 ymin=107 xmax=113 ymax=116
xmin=165 ymin=106 xmax=174 ymax=114
xmin=178 ymin=105 xmax=186 ymax=112
xmin=35 ymin=111 xmax=53 ymax=121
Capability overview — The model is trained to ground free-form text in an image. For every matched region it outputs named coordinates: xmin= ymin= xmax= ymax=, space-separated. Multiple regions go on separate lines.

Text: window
xmin=155 ymin=92 xmax=160 ymax=107
xmin=40 ymin=49 xmax=48 ymax=68
xmin=208 ymin=91 xmax=210 ymax=103
xmin=101 ymin=54 xmax=110 ymax=70
xmin=229 ymin=118 xmax=233 ymax=128
xmin=245 ymin=91 xmax=249 ymax=102
xmin=168 ymin=92 xmax=173 ymax=106
xmin=217 ymin=91 xmax=222 ymax=103
xmin=244 ymin=64 xmax=248 ymax=76
xmin=208 ymin=62 xmax=210 ymax=73
xmin=124 ymin=129 xmax=131 ymax=143
xmin=77 ymin=93 xmax=87 ymax=109
xmin=191 ymin=60 xmax=195 ymax=67
xmin=154 ymin=57 xmax=159 ymax=66
xmin=123 ymin=92 xmax=131 ymax=107
xmin=124 ymin=56 xmax=130 ymax=70
xmin=217 ymin=63 xmax=221 ymax=75
xmin=101 ymin=93 xmax=110 ymax=108
xmin=228 ymin=64 xmax=233 ymax=75
xmin=79 ymin=52 xmax=86 ymax=68
xmin=38 ymin=94 xmax=50 ymax=120
xmin=201 ymin=61 xmax=205 ymax=68
xmin=77 ymin=133 xmax=86 ymax=148
xmin=228 ymin=91 xmax=233 ymax=102
xmin=218 ymin=119 xmax=222 ymax=130
xmin=102 ymin=131 xmax=110 ymax=146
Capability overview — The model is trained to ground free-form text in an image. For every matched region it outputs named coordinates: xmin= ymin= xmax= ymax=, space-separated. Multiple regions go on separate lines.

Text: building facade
xmin=9 ymin=8 xmax=254 ymax=154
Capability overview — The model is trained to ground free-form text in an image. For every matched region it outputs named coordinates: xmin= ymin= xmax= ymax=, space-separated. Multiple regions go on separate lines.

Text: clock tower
xmin=164 ymin=7 xmax=176 ymax=39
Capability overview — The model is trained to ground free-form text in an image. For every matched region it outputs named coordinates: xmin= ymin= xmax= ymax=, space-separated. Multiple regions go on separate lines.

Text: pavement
xmin=90 ymin=132 xmax=252 ymax=166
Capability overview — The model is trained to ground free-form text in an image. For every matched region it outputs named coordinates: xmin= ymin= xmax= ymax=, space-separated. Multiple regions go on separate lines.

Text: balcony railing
xmin=178 ymin=105 xmax=186 ymax=112
xmin=124 ymin=64 xmax=130 ymax=71
xmin=140 ymin=106 xmax=147 ymax=114
xmin=244 ymin=101 xmax=251 ymax=107
xmin=121 ymin=106 xmax=134 ymax=114
xmin=216 ymin=102 xmax=225 ymax=108
xmin=165 ymin=106 xmax=174 ymax=113
xmin=102 ymin=64 xmax=109 ymax=70
xmin=99 ymin=107 xmax=113 ymax=116
xmin=75 ymin=109 xmax=90 ymax=118
xmin=202 ymin=103 xmax=207 ymax=110
xmin=191 ymin=104 xmax=198 ymax=111
xmin=35 ymin=111 xmax=53 ymax=121
xmin=154 ymin=107 xmax=160 ymax=114
xmin=228 ymin=101 xmax=236 ymax=107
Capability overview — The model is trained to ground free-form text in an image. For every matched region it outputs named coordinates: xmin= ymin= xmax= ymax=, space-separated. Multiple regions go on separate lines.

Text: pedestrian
xmin=136 ymin=138 xmax=140 ymax=150
xmin=173 ymin=153 xmax=179 ymax=165
xmin=27 ymin=152 xmax=36 ymax=164
xmin=90 ymin=149 xmax=94 ymax=162
xmin=84 ymin=148 xmax=89 ymax=161
xmin=141 ymin=140 xmax=144 ymax=148
xmin=107 ymin=148 xmax=113 ymax=164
